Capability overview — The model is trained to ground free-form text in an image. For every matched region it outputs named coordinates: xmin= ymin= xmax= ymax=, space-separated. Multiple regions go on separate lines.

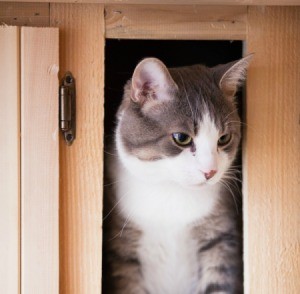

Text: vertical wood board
xmin=244 ymin=6 xmax=300 ymax=294
xmin=21 ymin=27 xmax=59 ymax=294
xmin=50 ymin=4 xmax=104 ymax=293
xmin=0 ymin=26 xmax=20 ymax=294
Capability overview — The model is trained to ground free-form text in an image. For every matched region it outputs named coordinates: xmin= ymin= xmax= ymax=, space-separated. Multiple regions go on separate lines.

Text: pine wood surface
xmin=244 ymin=6 xmax=300 ymax=294
xmin=50 ymin=4 xmax=104 ymax=293
xmin=1 ymin=0 xmax=300 ymax=5
xmin=0 ymin=2 xmax=50 ymax=26
xmin=105 ymin=5 xmax=247 ymax=40
xmin=0 ymin=26 xmax=20 ymax=294
xmin=21 ymin=27 xmax=59 ymax=294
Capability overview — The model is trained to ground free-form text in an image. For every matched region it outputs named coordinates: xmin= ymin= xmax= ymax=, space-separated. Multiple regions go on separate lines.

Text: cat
xmin=103 ymin=55 xmax=252 ymax=294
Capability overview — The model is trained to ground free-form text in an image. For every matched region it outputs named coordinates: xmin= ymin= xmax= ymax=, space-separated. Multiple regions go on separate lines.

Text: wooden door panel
xmin=21 ymin=27 xmax=59 ymax=294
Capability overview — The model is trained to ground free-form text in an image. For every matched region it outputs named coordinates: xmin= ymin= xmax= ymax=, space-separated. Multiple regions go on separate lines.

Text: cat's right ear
xmin=131 ymin=58 xmax=178 ymax=106
xmin=214 ymin=54 xmax=253 ymax=99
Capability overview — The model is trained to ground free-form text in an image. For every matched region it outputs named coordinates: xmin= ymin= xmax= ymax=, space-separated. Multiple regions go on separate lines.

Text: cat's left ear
xmin=131 ymin=58 xmax=178 ymax=107
xmin=214 ymin=54 xmax=253 ymax=99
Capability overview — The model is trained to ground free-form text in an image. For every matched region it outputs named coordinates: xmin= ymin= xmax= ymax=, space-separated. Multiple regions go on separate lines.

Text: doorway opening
xmin=103 ymin=39 xmax=244 ymax=292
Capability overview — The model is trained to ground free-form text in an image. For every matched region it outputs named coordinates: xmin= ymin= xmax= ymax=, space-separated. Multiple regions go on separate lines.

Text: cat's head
xmin=116 ymin=56 xmax=252 ymax=189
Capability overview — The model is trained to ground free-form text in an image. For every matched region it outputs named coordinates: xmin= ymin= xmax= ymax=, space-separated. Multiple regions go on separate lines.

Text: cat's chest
xmin=139 ymin=226 xmax=199 ymax=294
xmin=114 ymin=162 xmax=221 ymax=294
xmin=116 ymin=164 xmax=220 ymax=228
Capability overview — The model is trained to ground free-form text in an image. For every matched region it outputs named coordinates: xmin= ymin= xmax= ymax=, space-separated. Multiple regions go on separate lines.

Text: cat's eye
xmin=172 ymin=133 xmax=192 ymax=147
xmin=218 ymin=133 xmax=232 ymax=147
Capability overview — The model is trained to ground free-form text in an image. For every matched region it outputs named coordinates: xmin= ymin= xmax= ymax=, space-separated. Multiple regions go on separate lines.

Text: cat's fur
xmin=103 ymin=56 xmax=252 ymax=294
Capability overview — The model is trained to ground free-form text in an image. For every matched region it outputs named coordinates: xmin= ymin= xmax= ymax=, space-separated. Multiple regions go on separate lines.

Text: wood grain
xmin=105 ymin=5 xmax=247 ymax=40
xmin=0 ymin=26 xmax=20 ymax=294
xmin=0 ymin=2 xmax=50 ymax=27
xmin=244 ymin=6 xmax=300 ymax=294
xmin=50 ymin=4 xmax=104 ymax=293
xmin=3 ymin=0 xmax=300 ymax=6
xmin=21 ymin=27 xmax=59 ymax=294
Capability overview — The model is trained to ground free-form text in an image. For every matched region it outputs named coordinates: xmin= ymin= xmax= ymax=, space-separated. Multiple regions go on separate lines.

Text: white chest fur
xmin=116 ymin=164 xmax=220 ymax=227
xmin=140 ymin=226 xmax=199 ymax=294
xmin=115 ymin=160 xmax=220 ymax=294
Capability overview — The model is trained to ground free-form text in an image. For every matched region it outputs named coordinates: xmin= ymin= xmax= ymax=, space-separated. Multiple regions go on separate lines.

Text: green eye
xmin=218 ymin=133 xmax=232 ymax=147
xmin=172 ymin=133 xmax=192 ymax=147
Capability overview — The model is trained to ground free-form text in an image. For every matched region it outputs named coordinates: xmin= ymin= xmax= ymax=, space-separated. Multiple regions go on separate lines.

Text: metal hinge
xmin=59 ymin=72 xmax=76 ymax=146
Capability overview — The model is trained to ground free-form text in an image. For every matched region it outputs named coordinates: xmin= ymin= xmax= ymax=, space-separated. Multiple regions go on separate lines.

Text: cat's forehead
xmin=170 ymin=64 xmax=214 ymax=90
xmin=197 ymin=112 xmax=219 ymax=135
xmin=170 ymin=66 xmax=234 ymax=120
xmin=131 ymin=98 xmax=233 ymax=136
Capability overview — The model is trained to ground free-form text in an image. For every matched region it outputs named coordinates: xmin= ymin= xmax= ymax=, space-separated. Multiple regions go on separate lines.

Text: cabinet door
xmin=0 ymin=26 xmax=59 ymax=294
xmin=21 ymin=27 xmax=59 ymax=294
xmin=0 ymin=26 xmax=20 ymax=294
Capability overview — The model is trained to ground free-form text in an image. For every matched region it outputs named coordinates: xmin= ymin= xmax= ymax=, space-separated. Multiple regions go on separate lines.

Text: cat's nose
xmin=204 ymin=170 xmax=217 ymax=180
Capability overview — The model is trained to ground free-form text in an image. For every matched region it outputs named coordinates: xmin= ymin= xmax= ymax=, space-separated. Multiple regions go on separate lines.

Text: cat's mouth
xmin=183 ymin=177 xmax=220 ymax=189
xmin=178 ymin=180 xmax=211 ymax=191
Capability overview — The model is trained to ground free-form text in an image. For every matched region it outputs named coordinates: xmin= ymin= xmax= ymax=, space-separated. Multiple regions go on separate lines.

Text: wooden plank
xmin=0 ymin=26 xmax=20 ymax=294
xmin=2 ymin=0 xmax=300 ymax=6
xmin=105 ymin=5 xmax=247 ymax=40
xmin=50 ymin=4 xmax=104 ymax=293
xmin=0 ymin=2 xmax=49 ymax=27
xmin=21 ymin=27 xmax=59 ymax=294
xmin=244 ymin=6 xmax=300 ymax=294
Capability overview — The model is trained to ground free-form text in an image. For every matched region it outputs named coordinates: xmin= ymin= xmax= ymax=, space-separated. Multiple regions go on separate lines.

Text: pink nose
xmin=204 ymin=170 xmax=217 ymax=180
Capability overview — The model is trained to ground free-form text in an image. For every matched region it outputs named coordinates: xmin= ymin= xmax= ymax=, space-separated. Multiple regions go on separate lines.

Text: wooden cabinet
xmin=0 ymin=3 xmax=299 ymax=294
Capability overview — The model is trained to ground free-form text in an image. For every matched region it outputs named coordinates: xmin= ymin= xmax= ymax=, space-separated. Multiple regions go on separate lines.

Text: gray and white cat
xmin=103 ymin=55 xmax=252 ymax=294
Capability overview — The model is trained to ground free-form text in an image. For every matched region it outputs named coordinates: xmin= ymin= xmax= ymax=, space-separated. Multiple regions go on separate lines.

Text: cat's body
xmin=103 ymin=56 xmax=252 ymax=294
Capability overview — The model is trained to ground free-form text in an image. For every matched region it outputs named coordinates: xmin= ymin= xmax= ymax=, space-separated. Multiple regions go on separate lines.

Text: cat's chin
xmin=179 ymin=181 xmax=218 ymax=191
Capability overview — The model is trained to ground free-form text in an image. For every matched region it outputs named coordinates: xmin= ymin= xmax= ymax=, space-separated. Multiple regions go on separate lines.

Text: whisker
xmin=225 ymin=169 xmax=242 ymax=175
xmin=104 ymin=150 xmax=118 ymax=157
xmin=220 ymin=179 xmax=240 ymax=214
xmin=103 ymin=188 xmax=131 ymax=221
xmin=225 ymin=120 xmax=257 ymax=132
xmin=228 ymin=164 xmax=242 ymax=169
xmin=222 ymin=109 xmax=238 ymax=123
xmin=223 ymin=176 xmax=242 ymax=184
xmin=225 ymin=120 xmax=247 ymax=126
xmin=107 ymin=209 xmax=134 ymax=241
xmin=222 ymin=170 xmax=243 ymax=191
xmin=108 ymin=195 xmax=143 ymax=241
xmin=223 ymin=177 xmax=242 ymax=197
xmin=224 ymin=170 xmax=242 ymax=179
xmin=120 ymin=213 xmax=132 ymax=237
xmin=226 ymin=170 xmax=242 ymax=176
xmin=104 ymin=179 xmax=125 ymax=187
xmin=108 ymin=228 xmax=123 ymax=241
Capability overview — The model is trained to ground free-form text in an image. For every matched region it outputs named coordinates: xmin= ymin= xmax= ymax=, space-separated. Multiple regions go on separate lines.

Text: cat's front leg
xmin=195 ymin=232 xmax=243 ymax=294
xmin=106 ymin=252 xmax=145 ymax=293
xmin=103 ymin=216 xmax=147 ymax=294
